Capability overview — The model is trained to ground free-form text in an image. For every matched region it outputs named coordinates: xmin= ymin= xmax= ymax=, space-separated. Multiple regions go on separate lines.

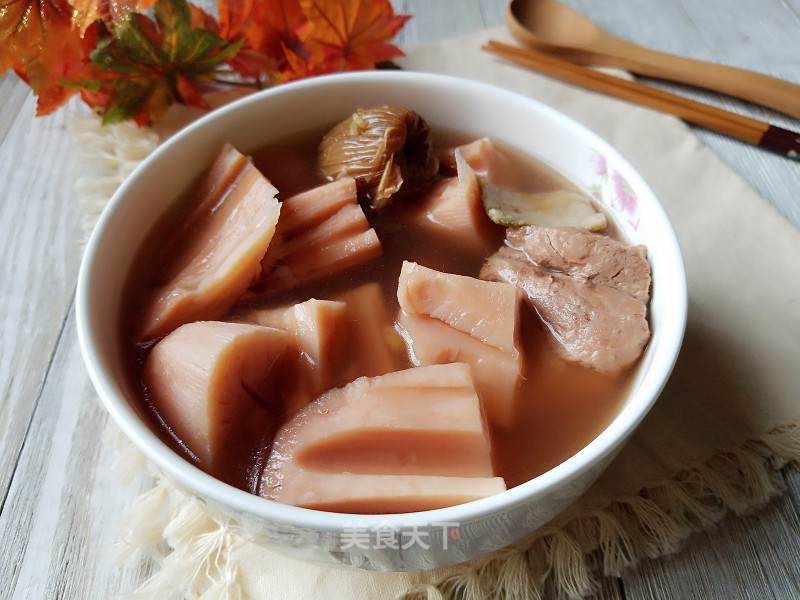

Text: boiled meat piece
xmin=481 ymin=225 xmax=651 ymax=371
xmin=506 ymin=226 xmax=651 ymax=303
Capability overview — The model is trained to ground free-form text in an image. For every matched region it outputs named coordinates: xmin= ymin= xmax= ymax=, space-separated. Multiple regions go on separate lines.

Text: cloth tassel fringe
xmin=115 ymin=475 xmax=244 ymax=600
xmin=67 ymin=114 xmax=160 ymax=241
xmin=106 ymin=422 xmax=799 ymax=600
xmin=398 ymin=422 xmax=799 ymax=600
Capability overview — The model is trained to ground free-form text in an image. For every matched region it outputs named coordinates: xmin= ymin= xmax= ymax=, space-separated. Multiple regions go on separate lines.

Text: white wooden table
xmin=2 ymin=0 xmax=798 ymax=597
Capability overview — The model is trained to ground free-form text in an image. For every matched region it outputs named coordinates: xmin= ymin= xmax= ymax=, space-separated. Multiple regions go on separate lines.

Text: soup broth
xmin=123 ymin=123 xmax=636 ymax=499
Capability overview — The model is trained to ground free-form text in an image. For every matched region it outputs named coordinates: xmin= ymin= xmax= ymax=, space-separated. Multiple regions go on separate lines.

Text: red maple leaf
xmin=29 ymin=25 xmax=103 ymax=115
xmin=0 ymin=0 xmax=106 ymax=115
xmin=1 ymin=0 xmax=410 ymax=123
xmin=69 ymin=0 xmax=158 ymax=34
xmin=1 ymin=0 xmax=73 ymax=74
xmin=240 ymin=0 xmax=308 ymax=78
xmin=299 ymin=0 xmax=409 ymax=72
xmin=215 ymin=0 xmax=255 ymax=39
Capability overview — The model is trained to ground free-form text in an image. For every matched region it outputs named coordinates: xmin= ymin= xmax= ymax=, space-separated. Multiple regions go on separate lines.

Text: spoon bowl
xmin=507 ymin=0 xmax=615 ymax=63
xmin=506 ymin=0 xmax=800 ymax=120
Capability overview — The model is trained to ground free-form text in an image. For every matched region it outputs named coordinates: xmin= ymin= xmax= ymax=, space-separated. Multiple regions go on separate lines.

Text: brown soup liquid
xmin=123 ymin=125 xmax=634 ymax=493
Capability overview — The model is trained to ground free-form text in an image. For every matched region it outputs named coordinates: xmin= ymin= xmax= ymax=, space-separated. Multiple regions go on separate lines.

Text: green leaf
xmin=75 ymin=0 xmax=245 ymax=123
xmin=100 ymin=80 xmax=160 ymax=125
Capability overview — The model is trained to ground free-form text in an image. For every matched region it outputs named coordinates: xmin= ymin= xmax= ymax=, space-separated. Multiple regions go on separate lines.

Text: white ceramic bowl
xmin=76 ymin=71 xmax=687 ymax=571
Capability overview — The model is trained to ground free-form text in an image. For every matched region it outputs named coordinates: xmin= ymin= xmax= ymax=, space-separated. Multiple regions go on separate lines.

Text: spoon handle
xmin=593 ymin=38 xmax=800 ymax=120
xmin=484 ymin=40 xmax=800 ymax=162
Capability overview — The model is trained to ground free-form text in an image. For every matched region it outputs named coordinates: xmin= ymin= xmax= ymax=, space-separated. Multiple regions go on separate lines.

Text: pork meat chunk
xmin=481 ymin=225 xmax=651 ymax=371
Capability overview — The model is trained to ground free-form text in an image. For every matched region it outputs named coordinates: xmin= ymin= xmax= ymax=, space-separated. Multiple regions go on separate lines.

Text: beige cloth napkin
xmin=83 ymin=26 xmax=800 ymax=600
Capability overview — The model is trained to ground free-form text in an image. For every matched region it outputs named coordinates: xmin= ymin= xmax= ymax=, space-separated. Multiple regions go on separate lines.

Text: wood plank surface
xmin=562 ymin=0 xmax=800 ymax=228
xmin=0 ymin=90 xmax=83 ymax=497
xmin=622 ymin=473 xmax=800 ymax=599
xmin=3 ymin=305 xmax=156 ymax=598
xmin=1 ymin=0 xmax=798 ymax=598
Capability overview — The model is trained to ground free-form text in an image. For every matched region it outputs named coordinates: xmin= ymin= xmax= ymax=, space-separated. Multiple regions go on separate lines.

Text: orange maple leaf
xmin=68 ymin=0 xmax=157 ymax=34
xmin=29 ymin=24 xmax=102 ymax=115
xmin=2 ymin=0 xmax=410 ymax=123
xmin=199 ymin=0 xmax=285 ymax=80
xmin=1 ymin=0 xmax=73 ymax=74
xmin=245 ymin=0 xmax=307 ymax=66
xmin=215 ymin=0 xmax=255 ymax=39
xmin=0 ymin=0 xmax=104 ymax=114
xmin=299 ymin=0 xmax=409 ymax=72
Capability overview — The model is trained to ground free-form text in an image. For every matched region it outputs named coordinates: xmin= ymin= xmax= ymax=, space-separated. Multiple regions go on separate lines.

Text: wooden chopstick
xmin=483 ymin=40 xmax=800 ymax=161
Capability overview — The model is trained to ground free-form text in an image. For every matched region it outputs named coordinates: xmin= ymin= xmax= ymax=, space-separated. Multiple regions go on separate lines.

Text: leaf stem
xmin=212 ymin=78 xmax=264 ymax=89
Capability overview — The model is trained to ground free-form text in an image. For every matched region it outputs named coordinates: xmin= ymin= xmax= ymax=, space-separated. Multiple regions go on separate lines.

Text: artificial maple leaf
xmin=1 ymin=0 xmax=73 ymax=75
xmin=246 ymin=0 xmax=306 ymax=61
xmin=215 ymin=0 xmax=255 ymax=39
xmin=277 ymin=42 xmax=319 ymax=82
xmin=196 ymin=0 xmax=284 ymax=81
xmin=299 ymin=0 xmax=409 ymax=72
xmin=68 ymin=0 xmax=157 ymax=35
xmin=0 ymin=0 xmax=106 ymax=115
xmin=212 ymin=0 xmax=308 ymax=83
xmin=75 ymin=0 xmax=243 ymax=124
xmin=29 ymin=23 xmax=103 ymax=115
xmin=4 ymin=0 xmax=411 ymax=124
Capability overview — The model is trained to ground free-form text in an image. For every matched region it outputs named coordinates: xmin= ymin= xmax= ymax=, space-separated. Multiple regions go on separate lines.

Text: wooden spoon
xmin=506 ymin=0 xmax=800 ymax=120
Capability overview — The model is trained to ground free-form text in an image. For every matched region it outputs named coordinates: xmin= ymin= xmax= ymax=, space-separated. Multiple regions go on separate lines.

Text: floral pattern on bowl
xmin=586 ymin=149 xmax=641 ymax=232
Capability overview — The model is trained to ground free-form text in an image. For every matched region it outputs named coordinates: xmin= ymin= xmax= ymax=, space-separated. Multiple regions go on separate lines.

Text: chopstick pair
xmin=483 ymin=40 xmax=800 ymax=161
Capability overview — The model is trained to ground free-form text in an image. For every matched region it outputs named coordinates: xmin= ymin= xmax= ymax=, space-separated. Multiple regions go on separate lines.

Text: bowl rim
xmin=76 ymin=70 xmax=688 ymax=532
